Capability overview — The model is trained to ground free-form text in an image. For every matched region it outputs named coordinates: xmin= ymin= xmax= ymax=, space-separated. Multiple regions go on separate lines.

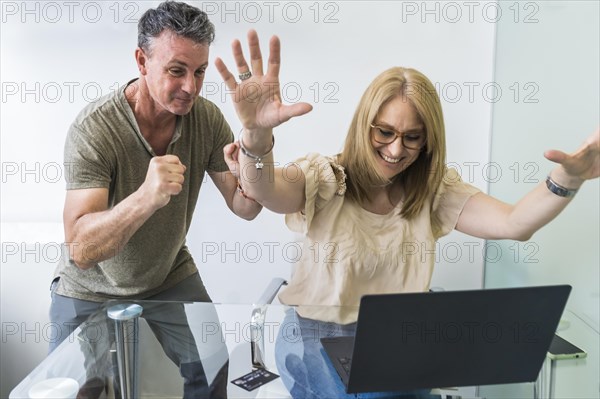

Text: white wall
xmin=1 ymin=1 xmax=499 ymax=396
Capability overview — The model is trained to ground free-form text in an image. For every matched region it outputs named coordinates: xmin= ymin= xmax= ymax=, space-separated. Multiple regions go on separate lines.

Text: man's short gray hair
xmin=138 ymin=1 xmax=215 ymax=53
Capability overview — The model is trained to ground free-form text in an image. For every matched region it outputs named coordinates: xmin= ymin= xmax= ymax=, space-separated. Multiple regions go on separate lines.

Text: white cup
xmin=28 ymin=378 xmax=79 ymax=399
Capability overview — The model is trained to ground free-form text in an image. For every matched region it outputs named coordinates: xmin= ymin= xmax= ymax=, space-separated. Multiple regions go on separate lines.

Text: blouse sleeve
xmin=285 ymin=153 xmax=346 ymax=234
xmin=431 ymin=168 xmax=481 ymax=239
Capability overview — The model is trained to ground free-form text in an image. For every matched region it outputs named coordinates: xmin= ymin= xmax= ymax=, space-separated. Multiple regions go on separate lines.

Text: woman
xmin=216 ymin=31 xmax=599 ymax=398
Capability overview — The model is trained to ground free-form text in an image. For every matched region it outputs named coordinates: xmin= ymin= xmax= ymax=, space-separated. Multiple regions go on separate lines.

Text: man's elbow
xmin=70 ymin=256 xmax=96 ymax=270
xmin=66 ymin=244 xmax=96 ymax=270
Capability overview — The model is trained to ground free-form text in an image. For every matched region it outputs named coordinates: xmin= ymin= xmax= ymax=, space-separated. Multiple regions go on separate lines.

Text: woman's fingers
xmin=248 ymin=29 xmax=264 ymax=77
xmin=266 ymin=35 xmax=281 ymax=79
xmin=214 ymin=57 xmax=237 ymax=91
xmin=279 ymin=103 xmax=314 ymax=123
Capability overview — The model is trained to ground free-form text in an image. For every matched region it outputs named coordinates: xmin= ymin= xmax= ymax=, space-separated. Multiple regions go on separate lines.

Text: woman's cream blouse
xmin=279 ymin=153 xmax=481 ymax=324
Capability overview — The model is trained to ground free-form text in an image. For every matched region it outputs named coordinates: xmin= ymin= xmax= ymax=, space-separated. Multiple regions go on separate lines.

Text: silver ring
xmin=238 ymin=71 xmax=252 ymax=81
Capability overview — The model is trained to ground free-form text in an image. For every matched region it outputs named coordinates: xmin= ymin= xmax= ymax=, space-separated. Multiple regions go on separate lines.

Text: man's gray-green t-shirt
xmin=54 ymin=80 xmax=233 ymax=302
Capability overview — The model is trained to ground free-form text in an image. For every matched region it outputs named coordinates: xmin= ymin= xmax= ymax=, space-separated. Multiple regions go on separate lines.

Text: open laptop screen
xmin=324 ymin=285 xmax=571 ymax=393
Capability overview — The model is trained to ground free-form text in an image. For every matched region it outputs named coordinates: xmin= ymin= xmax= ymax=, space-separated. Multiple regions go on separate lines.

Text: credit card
xmin=231 ymin=369 xmax=280 ymax=391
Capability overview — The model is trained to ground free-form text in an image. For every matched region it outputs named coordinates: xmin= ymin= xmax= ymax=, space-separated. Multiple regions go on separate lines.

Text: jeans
xmin=275 ymin=308 xmax=435 ymax=399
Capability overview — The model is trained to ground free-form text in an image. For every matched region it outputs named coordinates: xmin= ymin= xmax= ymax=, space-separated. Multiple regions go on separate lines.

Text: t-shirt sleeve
xmin=431 ymin=167 xmax=481 ymax=239
xmin=285 ymin=153 xmax=346 ymax=234
xmin=205 ymin=100 xmax=234 ymax=173
xmin=64 ymin=123 xmax=113 ymax=190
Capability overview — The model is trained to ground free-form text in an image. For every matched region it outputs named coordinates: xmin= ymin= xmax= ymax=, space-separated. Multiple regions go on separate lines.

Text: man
xmin=49 ymin=2 xmax=261 ymax=397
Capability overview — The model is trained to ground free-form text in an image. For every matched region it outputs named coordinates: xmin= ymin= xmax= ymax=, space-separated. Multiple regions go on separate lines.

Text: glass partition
xmin=483 ymin=2 xmax=599 ymax=398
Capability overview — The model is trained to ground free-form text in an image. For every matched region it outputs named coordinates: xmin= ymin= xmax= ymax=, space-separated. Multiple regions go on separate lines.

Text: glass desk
xmin=481 ymin=309 xmax=599 ymax=399
xmin=9 ymin=301 xmax=599 ymax=399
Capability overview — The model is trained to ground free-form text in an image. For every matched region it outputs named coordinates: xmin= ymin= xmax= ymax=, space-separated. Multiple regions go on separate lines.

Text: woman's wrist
xmin=546 ymin=167 xmax=584 ymax=198
xmin=549 ymin=166 xmax=585 ymax=190
xmin=240 ymin=127 xmax=273 ymax=149
xmin=238 ymin=128 xmax=274 ymax=169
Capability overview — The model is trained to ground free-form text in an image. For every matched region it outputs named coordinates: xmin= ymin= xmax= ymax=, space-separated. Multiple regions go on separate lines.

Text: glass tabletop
xmin=10 ymin=301 xmax=302 ymax=399
xmin=9 ymin=301 xmax=599 ymax=399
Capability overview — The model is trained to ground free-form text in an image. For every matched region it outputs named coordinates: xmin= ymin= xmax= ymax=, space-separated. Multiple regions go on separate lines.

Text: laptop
xmin=321 ymin=285 xmax=571 ymax=394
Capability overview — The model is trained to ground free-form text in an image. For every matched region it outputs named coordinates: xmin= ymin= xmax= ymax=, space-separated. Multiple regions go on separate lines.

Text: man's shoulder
xmin=72 ymin=88 xmax=125 ymax=129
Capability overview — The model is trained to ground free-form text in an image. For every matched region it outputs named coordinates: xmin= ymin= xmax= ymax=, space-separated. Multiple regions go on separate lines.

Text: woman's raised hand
xmin=215 ymin=30 xmax=313 ymax=132
xmin=545 ymin=129 xmax=600 ymax=182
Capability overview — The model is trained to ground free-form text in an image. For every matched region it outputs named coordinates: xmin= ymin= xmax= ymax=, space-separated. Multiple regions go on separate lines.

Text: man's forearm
xmin=67 ymin=190 xmax=155 ymax=269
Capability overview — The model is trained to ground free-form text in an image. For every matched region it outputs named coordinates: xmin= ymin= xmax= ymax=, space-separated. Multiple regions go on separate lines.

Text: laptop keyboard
xmin=337 ymin=356 xmax=352 ymax=375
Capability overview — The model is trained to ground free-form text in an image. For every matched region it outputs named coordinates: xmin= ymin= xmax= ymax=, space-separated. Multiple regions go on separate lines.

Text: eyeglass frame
xmin=369 ymin=123 xmax=427 ymax=150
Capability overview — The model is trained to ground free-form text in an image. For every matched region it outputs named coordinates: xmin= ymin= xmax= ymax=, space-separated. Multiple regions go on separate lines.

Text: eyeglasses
xmin=370 ymin=123 xmax=426 ymax=150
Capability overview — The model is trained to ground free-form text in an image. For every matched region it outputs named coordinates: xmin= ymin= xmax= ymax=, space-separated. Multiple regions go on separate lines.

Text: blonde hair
xmin=338 ymin=67 xmax=446 ymax=219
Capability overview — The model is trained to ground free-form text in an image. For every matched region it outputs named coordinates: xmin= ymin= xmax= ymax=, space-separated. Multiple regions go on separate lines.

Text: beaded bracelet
xmin=238 ymin=129 xmax=275 ymax=169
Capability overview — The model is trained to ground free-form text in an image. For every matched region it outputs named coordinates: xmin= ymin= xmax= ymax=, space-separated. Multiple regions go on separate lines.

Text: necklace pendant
xmin=255 ymin=160 xmax=264 ymax=169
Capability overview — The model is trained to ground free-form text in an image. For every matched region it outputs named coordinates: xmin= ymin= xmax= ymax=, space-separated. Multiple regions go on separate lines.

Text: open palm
xmin=215 ymin=30 xmax=312 ymax=131
xmin=545 ymin=129 xmax=600 ymax=181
